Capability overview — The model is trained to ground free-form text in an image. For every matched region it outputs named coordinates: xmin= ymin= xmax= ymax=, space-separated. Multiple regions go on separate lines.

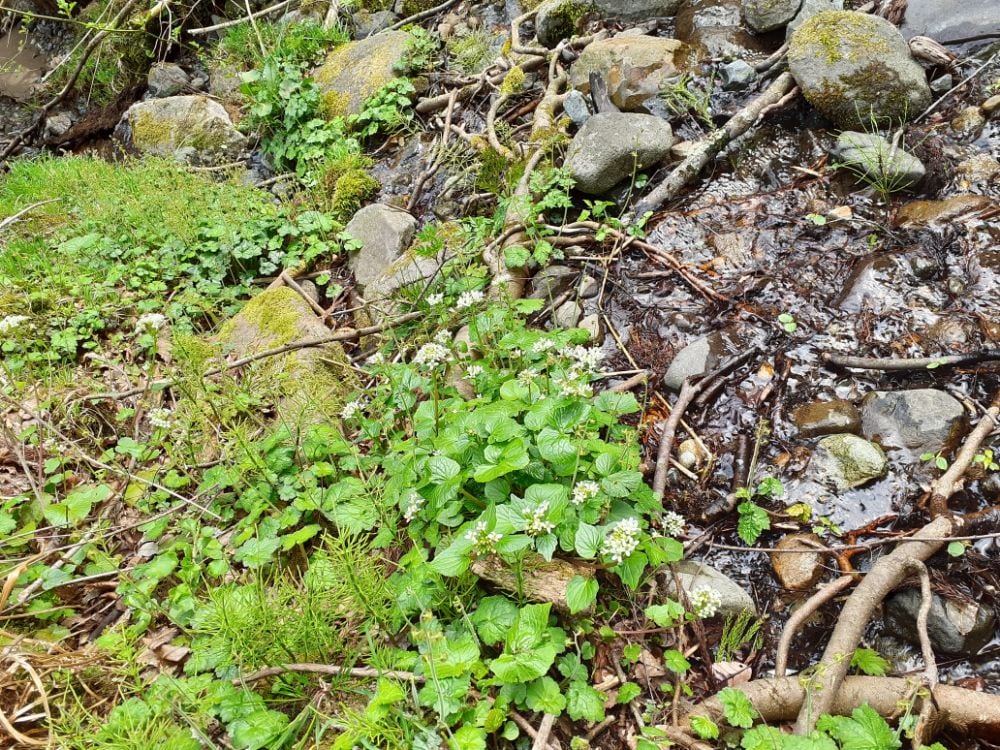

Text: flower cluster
xmin=147 ymin=408 xmax=173 ymax=430
xmin=553 ymin=373 xmax=592 ymax=398
xmin=135 ymin=313 xmax=167 ymax=334
xmin=466 ymin=364 xmax=484 ymax=378
xmin=525 ymin=502 xmax=555 ymax=536
xmin=601 ymin=517 xmax=641 ymax=565
xmin=565 ymin=345 xmax=602 ymax=373
xmin=402 ymin=492 xmax=425 ymax=522
xmin=517 ymin=368 xmax=539 ymax=387
xmin=426 ymin=293 xmax=444 ymax=305
xmin=0 ymin=315 xmax=29 ymax=335
xmin=661 ymin=511 xmax=686 ymax=537
xmin=341 ymin=398 xmax=367 ymax=420
xmin=456 ymin=289 xmax=484 ymax=309
xmin=689 ymin=586 xmax=722 ymax=619
xmin=532 ymin=337 xmax=557 ymax=354
xmin=466 ymin=521 xmax=502 ymax=555
xmin=571 ymin=480 xmax=600 ymax=506
xmin=434 ymin=329 xmax=452 ymax=345
xmin=413 ymin=342 xmax=450 ymax=368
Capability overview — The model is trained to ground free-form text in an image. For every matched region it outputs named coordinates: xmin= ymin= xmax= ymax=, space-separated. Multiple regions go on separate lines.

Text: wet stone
xmin=809 ymin=433 xmax=888 ymax=491
xmin=983 ymin=94 xmax=1000 ymax=116
xmin=861 ymin=389 xmax=967 ymax=456
xmin=895 ymin=194 xmax=995 ymax=228
xmin=899 ymin=0 xmax=1000 ymax=50
xmin=570 ymin=36 xmax=692 ymax=111
xmin=792 ymin=399 xmax=861 ymax=438
xmin=720 ymin=59 xmax=756 ymax=91
xmin=952 ymin=106 xmax=986 ymax=133
xmin=562 ymin=89 xmax=592 ymax=128
xmin=675 ymin=0 xmax=775 ymax=60
xmin=832 ymin=131 xmax=925 ymax=189
xmin=665 ymin=560 xmax=757 ymax=616
xmin=886 ymin=589 xmax=996 ymax=657
xmin=930 ymin=73 xmax=953 ymax=97
xmin=742 ymin=0 xmax=801 ymax=33
xmin=770 ymin=533 xmax=825 ymax=590
xmin=663 ymin=328 xmax=750 ymax=390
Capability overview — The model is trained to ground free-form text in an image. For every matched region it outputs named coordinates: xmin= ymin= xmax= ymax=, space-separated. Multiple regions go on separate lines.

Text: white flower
xmin=554 ymin=374 xmax=592 ymax=398
xmin=456 ymin=289 xmax=484 ymax=309
xmin=403 ymin=492 xmax=425 ymax=522
xmin=690 ymin=586 xmax=722 ymax=619
xmin=413 ymin=342 xmax=450 ymax=368
xmin=601 ymin=517 xmax=641 ymax=565
xmin=662 ymin=511 xmax=686 ymax=537
xmin=571 ymin=480 xmax=600 ymax=506
xmin=434 ymin=329 xmax=452 ymax=345
xmin=341 ymin=398 xmax=367 ymax=420
xmin=426 ymin=293 xmax=444 ymax=305
xmin=147 ymin=408 xmax=173 ymax=430
xmin=517 ymin=368 xmax=538 ymax=387
xmin=532 ymin=337 xmax=557 ymax=353
xmin=0 ymin=315 xmax=30 ymax=334
xmin=525 ymin=502 xmax=556 ymax=536
xmin=565 ymin=345 xmax=602 ymax=373
xmin=466 ymin=520 xmax=503 ymax=555
xmin=135 ymin=313 xmax=167 ymax=333
xmin=466 ymin=364 xmax=484 ymax=378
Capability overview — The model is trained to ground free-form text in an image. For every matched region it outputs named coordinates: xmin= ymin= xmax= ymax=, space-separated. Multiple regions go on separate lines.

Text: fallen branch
xmin=631 ymin=72 xmax=796 ymax=219
xmin=822 ymin=350 xmax=1000 ymax=371
xmin=81 ymin=310 xmax=424 ymax=402
xmin=684 ymin=676 xmax=1000 ymax=742
xmin=0 ymin=198 xmax=60 ymax=233
xmin=234 ymin=663 xmax=423 ymax=684
xmin=530 ymin=713 xmax=557 ymax=750
xmin=187 ymin=0 xmax=296 ymax=35
xmin=773 ymin=574 xmax=854 ymax=677
xmin=927 ymin=391 xmax=1000 ymax=517
xmin=792 ymin=515 xmax=956 ymax=733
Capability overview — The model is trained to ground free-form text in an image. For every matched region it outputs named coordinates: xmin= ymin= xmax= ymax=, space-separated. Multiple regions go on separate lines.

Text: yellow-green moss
xmin=314 ymin=32 xmax=410 ymax=118
xmin=400 ymin=0 xmax=439 ymax=14
xmin=329 ymin=169 xmax=381 ymax=221
xmin=500 ymin=66 xmax=526 ymax=96
xmin=789 ymin=10 xmax=891 ymax=65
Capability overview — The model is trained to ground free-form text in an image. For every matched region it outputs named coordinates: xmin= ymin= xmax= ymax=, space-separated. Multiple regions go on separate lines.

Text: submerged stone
xmin=809 ymin=433 xmax=888 ymax=490
xmin=792 ymin=399 xmax=861 ymax=438
xmin=860 ymin=389 xmax=966 ymax=455
xmin=886 ymin=589 xmax=996 ymax=656
xmin=832 ymin=131 xmax=925 ymax=189
xmin=770 ymin=533 xmax=825 ymax=590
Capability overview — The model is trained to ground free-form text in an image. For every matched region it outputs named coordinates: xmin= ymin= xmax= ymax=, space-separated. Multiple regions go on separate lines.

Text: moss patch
xmin=314 ymin=31 xmax=411 ymax=118
xmin=789 ymin=10 xmax=890 ymax=65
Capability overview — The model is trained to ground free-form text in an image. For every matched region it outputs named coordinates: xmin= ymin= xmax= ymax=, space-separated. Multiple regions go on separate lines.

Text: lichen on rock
xmin=313 ymin=30 xmax=412 ymax=118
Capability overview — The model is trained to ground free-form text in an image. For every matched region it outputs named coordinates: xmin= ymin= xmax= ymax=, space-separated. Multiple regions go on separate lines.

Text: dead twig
xmin=188 ymin=0 xmax=296 ymax=34
xmin=531 ymin=714 xmax=557 ymax=750
xmin=234 ymin=663 xmax=423 ymax=684
xmin=0 ymin=199 xmax=60 ymax=233
xmin=823 ymin=350 xmax=1000 ymax=371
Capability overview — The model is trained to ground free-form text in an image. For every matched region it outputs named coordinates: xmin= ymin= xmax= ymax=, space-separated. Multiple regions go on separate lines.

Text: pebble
xmin=792 ymin=399 xmax=862 ymax=438
xmin=770 ymin=534 xmax=825 ymax=590
xmin=983 ymin=94 xmax=1000 ymax=115
xmin=719 ymin=59 xmax=756 ymax=91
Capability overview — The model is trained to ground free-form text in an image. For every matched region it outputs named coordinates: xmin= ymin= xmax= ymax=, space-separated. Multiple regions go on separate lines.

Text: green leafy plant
xmin=778 ymin=312 xmax=798 ymax=333
xmin=920 ymin=451 xmax=949 ymax=471
xmin=659 ymin=72 xmax=715 ymax=129
xmin=717 ymin=609 xmax=764 ymax=662
xmin=973 ymin=448 xmax=998 ymax=471
xmin=350 ymin=78 xmax=417 ymax=139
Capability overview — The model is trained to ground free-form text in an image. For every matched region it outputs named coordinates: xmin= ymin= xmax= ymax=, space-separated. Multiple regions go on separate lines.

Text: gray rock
xmin=930 ymin=73 xmax=953 ymax=97
xmin=743 ymin=0 xmax=801 ymax=33
xmin=578 ymin=274 xmax=600 ymax=298
xmin=785 ymin=0 xmax=842 ymax=38
xmin=537 ymin=0 xmax=683 ymax=46
xmin=147 ymin=63 xmax=189 ymax=98
xmin=788 ymin=11 xmax=931 ymax=129
xmin=314 ymin=31 xmax=411 ymax=118
xmin=208 ymin=65 xmax=243 ymax=101
xmin=218 ymin=287 xmax=358 ymax=424
xmin=860 ymin=389 xmax=967 ymax=455
xmin=720 ymin=60 xmax=756 ymax=91
xmin=593 ymin=0 xmax=683 ymax=18
xmin=771 ymin=534 xmax=825 ymax=590
xmin=553 ymin=300 xmax=583 ymax=328
xmin=565 ymin=112 xmax=674 ymax=194
xmin=44 ymin=111 xmax=73 ymax=138
xmin=353 ymin=9 xmax=397 ymax=38
xmin=527 ymin=264 xmax=577 ymax=301
xmin=900 ymin=0 xmax=1000 ymax=51
xmin=809 ymin=433 xmax=888 ymax=490
xmin=579 ymin=313 xmax=603 ymax=342
xmin=563 ymin=89 xmax=592 ymax=127
xmin=663 ymin=329 xmax=749 ymax=390
xmin=886 ymin=589 xmax=996 ymax=656
xmin=666 ymin=560 xmax=757 ymax=616
xmin=345 ymin=204 xmax=419 ymax=292
xmin=792 ymin=399 xmax=861 ymax=438
xmin=833 ymin=131 xmax=926 ymax=189
xmin=117 ymin=95 xmax=246 ymax=165
xmin=570 ymin=36 xmax=693 ymax=112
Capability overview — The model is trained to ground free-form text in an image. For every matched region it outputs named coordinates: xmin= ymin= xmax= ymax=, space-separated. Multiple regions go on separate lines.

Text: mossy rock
xmin=313 ymin=30 xmax=411 ymax=118
xmin=788 ymin=10 xmax=931 ymax=128
xmin=535 ymin=0 xmax=599 ymax=47
xmin=118 ymin=95 xmax=246 ymax=165
xmin=219 ymin=287 xmax=358 ymax=426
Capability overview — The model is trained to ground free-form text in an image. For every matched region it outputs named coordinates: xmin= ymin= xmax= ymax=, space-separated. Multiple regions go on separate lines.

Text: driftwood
xmin=471 ymin=553 xmax=596 ymax=613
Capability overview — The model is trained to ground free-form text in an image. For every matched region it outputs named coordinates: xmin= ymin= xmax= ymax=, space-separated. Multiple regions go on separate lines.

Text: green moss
xmin=399 ymin=0 xmax=439 ymax=14
xmin=539 ymin=0 xmax=596 ymax=42
xmin=329 ymin=169 xmax=380 ymax=222
xmin=789 ymin=10 xmax=891 ymax=65
xmin=314 ymin=33 xmax=410 ymax=118
xmin=475 ymin=148 xmax=507 ymax=193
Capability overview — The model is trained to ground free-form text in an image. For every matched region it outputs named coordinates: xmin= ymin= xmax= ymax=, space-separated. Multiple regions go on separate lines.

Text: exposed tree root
xmin=773 ymin=574 xmax=854 ymax=677
xmin=683 ymin=677 xmax=1000 ymax=742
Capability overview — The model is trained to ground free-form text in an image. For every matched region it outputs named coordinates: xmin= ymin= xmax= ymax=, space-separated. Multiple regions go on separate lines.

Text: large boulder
xmin=564 ymin=112 xmax=674 ymax=194
xmin=219 ymin=287 xmax=357 ymax=424
xmin=569 ymin=36 xmax=694 ymax=112
xmin=860 ymin=389 xmax=967 ymax=455
xmin=118 ymin=95 xmax=246 ymax=164
xmin=785 ymin=0 xmax=842 ymax=38
xmin=788 ymin=10 xmax=931 ymax=129
xmin=314 ymin=31 xmax=411 ymax=118
xmin=899 ymin=0 xmax=1000 ymax=50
